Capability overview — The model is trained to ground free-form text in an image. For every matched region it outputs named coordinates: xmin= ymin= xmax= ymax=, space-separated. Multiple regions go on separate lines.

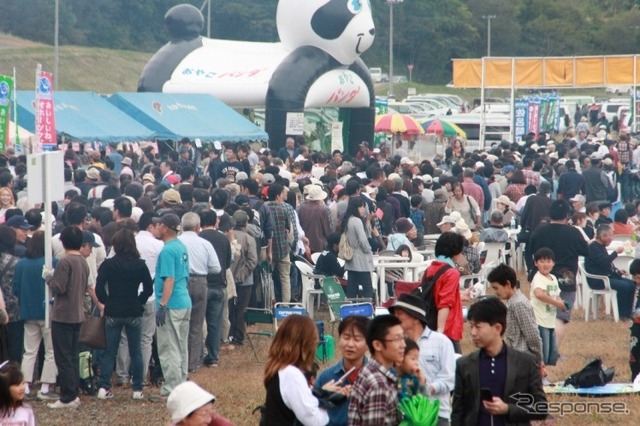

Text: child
xmin=409 ymin=195 xmax=425 ymax=235
xmin=396 ymin=338 xmax=426 ymax=401
xmin=0 ymin=361 xmax=35 ymax=425
xmin=628 ymin=259 xmax=640 ymax=381
xmin=529 ymin=248 xmax=566 ymax=367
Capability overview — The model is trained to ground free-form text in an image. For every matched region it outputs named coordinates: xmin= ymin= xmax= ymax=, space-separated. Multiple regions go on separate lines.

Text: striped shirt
xmin=505 ymin=289 xmax=543 ymax=363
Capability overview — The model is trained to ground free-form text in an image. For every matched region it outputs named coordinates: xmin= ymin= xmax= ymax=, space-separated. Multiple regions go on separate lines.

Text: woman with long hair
xmin=95 ymin=229 xmax=153 ymax=400
xmin=263 ymin=315 xmax=329 ymax=425
xmin=12 ymin=231 xmax=58 ymax=400
xmin=341 ymin=197 xmax=374 ymax=298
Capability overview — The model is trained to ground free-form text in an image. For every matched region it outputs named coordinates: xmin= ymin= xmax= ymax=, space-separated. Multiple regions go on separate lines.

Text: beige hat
xmin=86 ymin=168 xmax=100 ymax=180
xmin=142 ymin=173 xmax=155 ymax=183
xmin=400 ymin=157 xmax=415 ymax=166
xmin=495 ymin=195 xmax=512 ymax=207
xmin=121 ymin=157 xmax=132 ymax=166
xmin=305 ymin=184 xmax=327 ymax=201
xmin=449 ymin=211 xmax=462 ymax=222
xmin=167 ymin=382 xmax=216 ymax=424
xmin=422 ymin=174 xmax=433 ymax=184
xmin=455 ymin=219 xmax=472 ymax=240
xmin=162 ymin=188 xmax=182 ymax=205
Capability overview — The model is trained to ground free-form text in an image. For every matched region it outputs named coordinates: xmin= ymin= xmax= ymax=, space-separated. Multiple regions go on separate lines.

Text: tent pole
xmin=480 ymin=57 xmax=486 ymax=150
xmin=511 ymin=58 xmax=516 ymax=143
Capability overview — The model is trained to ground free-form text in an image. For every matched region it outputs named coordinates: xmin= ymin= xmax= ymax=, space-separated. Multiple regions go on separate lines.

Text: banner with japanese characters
xmin=35 ymin=70 xmax=56 ymax=151
xmin=0 ymin=75 xmax=13 ymax=152
xmin=513 ymin=99 xmax=529 ymax=141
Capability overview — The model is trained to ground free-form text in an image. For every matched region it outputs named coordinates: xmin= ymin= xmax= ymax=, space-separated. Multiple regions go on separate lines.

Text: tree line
xmin=2 ymin=0 xmax=640 ymax=84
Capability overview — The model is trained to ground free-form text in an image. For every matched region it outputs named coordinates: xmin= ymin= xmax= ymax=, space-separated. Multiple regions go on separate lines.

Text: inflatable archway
xmin=138 ymin=1 xmax=376 ymax=154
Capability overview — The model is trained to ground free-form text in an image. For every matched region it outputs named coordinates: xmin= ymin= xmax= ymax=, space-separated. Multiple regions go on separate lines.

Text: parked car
xmin=380 ymin=73 xmax=389 ymax=82
xmin=392 ymin=75 xmax=408 ymax=83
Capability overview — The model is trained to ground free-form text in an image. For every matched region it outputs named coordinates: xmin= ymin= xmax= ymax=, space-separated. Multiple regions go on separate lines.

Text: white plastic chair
xmin=481 ymin=242 xmax=506 ymax=266
xmin=294 ymin=260 xmax=324 ymax=318
xmin=578 ymin=261 xmax=619 ymax=322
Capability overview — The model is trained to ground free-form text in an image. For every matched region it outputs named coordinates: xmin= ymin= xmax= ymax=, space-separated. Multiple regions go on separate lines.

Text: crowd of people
xmin=0 ymin=117 xmax=637 ymax=424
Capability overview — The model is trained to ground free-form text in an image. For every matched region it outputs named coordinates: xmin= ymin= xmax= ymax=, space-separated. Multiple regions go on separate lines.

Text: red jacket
xmin=423 ymin=260 xmax=463 ymax=341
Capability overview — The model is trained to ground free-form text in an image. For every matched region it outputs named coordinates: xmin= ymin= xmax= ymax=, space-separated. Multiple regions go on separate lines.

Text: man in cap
xmin=6 ymin=215 xmax=34 ymax=258
xmin=390 ymin=294 xmax=455 ymax=425
xmin=167 ymin=381 xmax=232 ymax=426
xmin=436 ymin=215 xmax=455 ymax=233
xmin=152 ymin=213 xmax=191 ymax=397
xmin=570 ymin=194 xmax=586 ymax=213
xmin=178 ymin=213 xmax=221 ymax=372
xmin=557 ymin=160 xmax=585 ymax=201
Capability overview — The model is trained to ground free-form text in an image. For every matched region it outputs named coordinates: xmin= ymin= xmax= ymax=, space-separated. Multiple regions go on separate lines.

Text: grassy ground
xmin=30 ymin=275 xmax=640 ymax=425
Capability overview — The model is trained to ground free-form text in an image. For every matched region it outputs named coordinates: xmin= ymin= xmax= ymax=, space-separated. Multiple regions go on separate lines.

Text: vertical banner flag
xmin=528 ymin=100 xmax=540 ymax=139
xmin=0 ymin=75 xmax=13 ymax=152
xmin=513 ymin=99 xmax=529 ymax=142
xmin=35 ymin=71 xmax=56 ymax=151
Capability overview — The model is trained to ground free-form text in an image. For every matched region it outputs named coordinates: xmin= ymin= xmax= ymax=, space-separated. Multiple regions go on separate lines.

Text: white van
xmin=369 ymin=67 xmax=382 ymax=83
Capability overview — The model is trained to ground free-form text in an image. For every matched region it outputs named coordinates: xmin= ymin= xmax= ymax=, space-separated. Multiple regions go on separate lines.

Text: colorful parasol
xmin=375 ymin=113 xmax=425 ymax=135
xmin=421 ymin=118 xmax=466 ymax=138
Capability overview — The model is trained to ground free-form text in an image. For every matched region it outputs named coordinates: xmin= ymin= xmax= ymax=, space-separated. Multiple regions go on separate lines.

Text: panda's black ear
xmin=311 ymin=0 xmax=353 ymax=40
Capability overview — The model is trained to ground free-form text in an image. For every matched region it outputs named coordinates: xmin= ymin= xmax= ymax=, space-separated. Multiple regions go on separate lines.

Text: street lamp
xmin=482 ymin=15 xmax=496 ymax=57
xmin=387 ymin=0 xmax=404 ymax=98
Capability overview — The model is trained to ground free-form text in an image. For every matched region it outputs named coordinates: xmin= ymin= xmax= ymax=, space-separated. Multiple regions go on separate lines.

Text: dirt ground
xmin=31 ymin=278 xmax=640 ymax=425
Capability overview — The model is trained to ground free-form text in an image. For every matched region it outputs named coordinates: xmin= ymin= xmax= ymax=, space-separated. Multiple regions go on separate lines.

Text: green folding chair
xmin=321 ymin=277 xmax=372 ymax=333
xmin=244 ymin=308 xmax=275 ymax=362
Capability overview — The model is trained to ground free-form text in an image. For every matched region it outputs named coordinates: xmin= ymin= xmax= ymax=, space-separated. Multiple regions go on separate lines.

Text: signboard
xmin=331 ymin=121 xmax=343 ymax=153
xmin=27 ymin=151 xmax=65 ymax=205
xmin=285 ymin=112 xmax=304 ymax=135
xmin=375 ymin=98 xmax=388 ymax=115
xmin=407 ymin=64 xmax=414 ymax=72
xmin=0 ymin=75 xmax=13 ymax=151
xmin=35 ymin=70 xmax=56 ymax=151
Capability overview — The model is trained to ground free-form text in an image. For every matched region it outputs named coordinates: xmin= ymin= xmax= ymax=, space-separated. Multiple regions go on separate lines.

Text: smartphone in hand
xmin=481 ymin=387 xmax=493 ymax=401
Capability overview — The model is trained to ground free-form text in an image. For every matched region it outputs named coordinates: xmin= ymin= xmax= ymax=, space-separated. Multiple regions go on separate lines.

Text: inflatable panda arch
xmin=138 ymin=0 xmax=376 ymax=153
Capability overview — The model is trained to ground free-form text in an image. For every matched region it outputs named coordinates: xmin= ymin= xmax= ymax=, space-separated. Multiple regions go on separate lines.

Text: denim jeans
xmin=51 ymin=321 xmax=81 ymax=403
xmin=538 ymin=325 xmax=558 ymax=366
xmin=204 ymin=287 xmax=226 ymax=365
xmin=115 ymin=300 xmax=155 ymax=384
xmin=100 ymin=316 xmax=143 ymax=392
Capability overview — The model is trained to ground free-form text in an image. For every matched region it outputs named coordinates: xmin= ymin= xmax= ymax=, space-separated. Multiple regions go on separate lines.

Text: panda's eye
xmin=347 ymin=0 xmax=362 ymax=14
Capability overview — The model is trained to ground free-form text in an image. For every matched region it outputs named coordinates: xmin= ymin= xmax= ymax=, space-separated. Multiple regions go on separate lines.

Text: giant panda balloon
xmin=138 ymin=0 xmax=376 ymax=153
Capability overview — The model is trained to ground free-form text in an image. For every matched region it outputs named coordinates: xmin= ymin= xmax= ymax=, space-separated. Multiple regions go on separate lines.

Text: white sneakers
xmin=48 ymin=397 xmax=80 ymax=409
xmin=132 ymin=391 xmax=144 ymax=400
xmin=97 ymin=388 xmax=114 ymax=400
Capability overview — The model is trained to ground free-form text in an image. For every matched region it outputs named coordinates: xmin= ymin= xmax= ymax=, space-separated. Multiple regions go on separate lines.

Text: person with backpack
xmin=420 ymin=232 xmax=464 ymax=354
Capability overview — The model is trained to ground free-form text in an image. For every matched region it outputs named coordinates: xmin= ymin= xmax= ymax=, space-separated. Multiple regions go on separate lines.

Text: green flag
xmin=0 ymin=75 xmax=13 ymax=152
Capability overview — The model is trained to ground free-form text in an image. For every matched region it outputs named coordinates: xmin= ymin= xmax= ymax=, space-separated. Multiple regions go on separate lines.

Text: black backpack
xmin=564 ymin=358 xmax=615 ymax=388
xmin=412 ymin=264 xmax=452 ymax=331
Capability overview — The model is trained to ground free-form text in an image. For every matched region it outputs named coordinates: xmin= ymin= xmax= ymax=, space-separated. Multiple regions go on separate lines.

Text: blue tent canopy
xmin=108 ymin=92 xmax=269 ymax=142
xmin=13 ymin=91 xmax=157 ymax=143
